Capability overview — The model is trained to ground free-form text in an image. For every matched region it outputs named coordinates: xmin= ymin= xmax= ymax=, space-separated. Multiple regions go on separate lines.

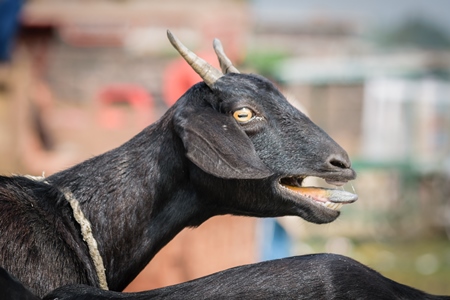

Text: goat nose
xmin=326 ymin=153 xmax=351 ymax=170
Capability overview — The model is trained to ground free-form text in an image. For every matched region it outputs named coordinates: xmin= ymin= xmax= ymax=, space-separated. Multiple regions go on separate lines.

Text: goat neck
xmin=47 ymin=110 xmax=210 ymax=292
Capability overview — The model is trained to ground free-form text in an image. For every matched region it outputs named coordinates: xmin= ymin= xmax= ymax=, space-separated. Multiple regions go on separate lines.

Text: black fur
xmin=2 ymin=254 xmax=447 ymax=300
xmin=43 ymin=254 xmax=450 ymax=300
xmin=0 ymin=73 xmax=355 ymax=296
xmin=0 ymin=267 xmax=40 ymax=300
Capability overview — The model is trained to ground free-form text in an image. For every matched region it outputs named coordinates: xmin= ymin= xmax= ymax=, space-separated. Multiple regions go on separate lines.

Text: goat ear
xmin=175 ymin=109 xmax=272 ymax=179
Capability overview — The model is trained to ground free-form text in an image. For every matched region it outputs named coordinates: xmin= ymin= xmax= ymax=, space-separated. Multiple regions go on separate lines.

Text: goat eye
xmin=233 ymin=108 xmax=254 ymax=123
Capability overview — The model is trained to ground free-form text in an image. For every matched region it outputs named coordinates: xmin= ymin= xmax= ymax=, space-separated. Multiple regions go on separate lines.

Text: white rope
xmin=26 ymin=174 xmax=109 ymax=290
xmin=63 ymin=189 xmax=109 ymax=290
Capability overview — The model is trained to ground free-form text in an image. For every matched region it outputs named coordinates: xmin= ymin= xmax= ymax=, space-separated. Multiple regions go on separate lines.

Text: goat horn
xmin=213 ymin=38 xmax=240 ymax=74
xmin=167 ymin=30 xmax=223 ymax=87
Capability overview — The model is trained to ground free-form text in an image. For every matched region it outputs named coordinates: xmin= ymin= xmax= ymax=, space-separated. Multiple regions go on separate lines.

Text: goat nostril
xmin=328 ymin=155 xmax=351 ymax=169
xmin=331 ymin=160 xmax=347 ymax=169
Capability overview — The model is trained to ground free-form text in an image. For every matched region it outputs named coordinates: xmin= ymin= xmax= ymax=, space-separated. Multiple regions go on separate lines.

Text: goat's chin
xmin=302 ymin=208 xmax=340 ymax=224
xmin=289 ymin=200 xmax=341 ymax=224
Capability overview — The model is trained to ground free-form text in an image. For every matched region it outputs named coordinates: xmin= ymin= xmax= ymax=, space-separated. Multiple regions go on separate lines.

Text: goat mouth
xmin=278 ymin=176 xmax=358 ymax=212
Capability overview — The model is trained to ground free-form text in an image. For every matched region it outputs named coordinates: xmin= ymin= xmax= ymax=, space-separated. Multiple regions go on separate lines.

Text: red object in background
xmin=162 ymin=51 xmax=221 ymax=107
xmin=97 ymin=84 xmax=153 ymax=129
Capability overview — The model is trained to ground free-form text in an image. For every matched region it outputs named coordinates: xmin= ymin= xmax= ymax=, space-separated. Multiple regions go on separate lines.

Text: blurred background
xmin=1 ymin=0 xmax=450 ymax=295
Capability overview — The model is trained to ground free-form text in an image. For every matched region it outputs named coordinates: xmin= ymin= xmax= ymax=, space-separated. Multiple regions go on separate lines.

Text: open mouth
xmin=278 ymin=176 xmax=358 ymax=212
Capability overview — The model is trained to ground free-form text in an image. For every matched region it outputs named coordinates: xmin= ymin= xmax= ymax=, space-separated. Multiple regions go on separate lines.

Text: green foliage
xmin=375 ymin=17 xmax=450 ymax=49
xmin=243 ymin=50 xmax=288 ymax=79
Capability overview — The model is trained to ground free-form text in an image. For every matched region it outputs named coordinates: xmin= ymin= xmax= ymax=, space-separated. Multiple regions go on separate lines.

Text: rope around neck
xmin=25 ymin=174 xmax=109 ymax=290
xmin=62 ymin=189 xmax=109 ymax=290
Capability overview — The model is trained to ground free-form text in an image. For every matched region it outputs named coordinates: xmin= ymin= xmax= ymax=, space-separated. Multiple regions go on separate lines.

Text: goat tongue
xmin=284 ymin=186 xmax=358 ymax=204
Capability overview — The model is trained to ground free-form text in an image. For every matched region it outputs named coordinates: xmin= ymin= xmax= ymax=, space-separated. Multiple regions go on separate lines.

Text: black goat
xmin=0 ymin=31 xmax=357 ymax=297
xmin=42 ymin=254 xmax=450 ymax=300
xmin=2 ymin=254 xmax=449 ymax=300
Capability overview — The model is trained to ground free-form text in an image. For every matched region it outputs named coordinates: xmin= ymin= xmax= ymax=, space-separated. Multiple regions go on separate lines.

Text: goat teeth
xmin=325 ymin=179 xmax=347 ymax=186
xmin=279 ymin=185 xmax=357 ymax=211
xmin=281 ymin=186 xmax=358 ymax=203
xmin=322 ymin=202 xmax=343 ymax=211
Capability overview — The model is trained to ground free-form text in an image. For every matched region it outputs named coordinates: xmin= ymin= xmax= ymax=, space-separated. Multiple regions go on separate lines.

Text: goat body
xmin=1 ymin=254 xmax=448 ymax=300
xmin=0 ymin=33 xmax=357 ymax=296
xmin=43 ymin=254 xmax=450 ymax=300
